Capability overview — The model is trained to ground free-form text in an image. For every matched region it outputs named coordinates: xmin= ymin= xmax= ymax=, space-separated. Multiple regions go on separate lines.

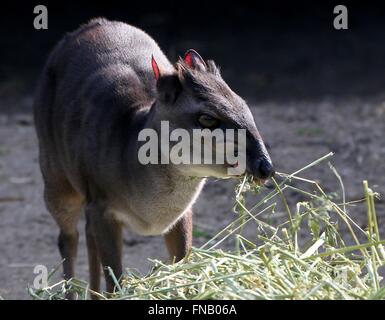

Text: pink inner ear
xmin=151 ymin=55 xmax=160 ymax=80
xmin=184 ymin=52 xmax=193 ymax=68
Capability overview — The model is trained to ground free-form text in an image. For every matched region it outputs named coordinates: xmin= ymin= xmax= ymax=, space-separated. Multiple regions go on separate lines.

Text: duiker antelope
xmin=34 ymin=18 xmax=274 ymax=296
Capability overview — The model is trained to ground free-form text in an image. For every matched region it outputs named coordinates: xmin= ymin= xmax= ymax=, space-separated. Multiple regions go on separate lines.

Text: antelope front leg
xmin=164 ymin=209 xmax=193 ymax=262
xmin=86 ymin=203 xmax=123 ymax=294
xmin=85 ymin=208 xmax=101 ymax=298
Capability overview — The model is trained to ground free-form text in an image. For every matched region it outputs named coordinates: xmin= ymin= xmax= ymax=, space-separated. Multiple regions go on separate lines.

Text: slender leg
xmin=87 ymin=203 xmax=123 ymax=294
xmin=44 ymin=183 xmax=83 ymax=299
xmin=85 ymin=209 xmax=101 ymax=299
xmin=164 ymin=209 xmax=193 ymax=262
xmin=58 ymin=230 xmax=79 ymax=281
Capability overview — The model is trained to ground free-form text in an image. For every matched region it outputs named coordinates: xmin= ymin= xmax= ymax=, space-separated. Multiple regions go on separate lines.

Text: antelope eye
xmin=198 ymin=114 xmax=220 ymax=129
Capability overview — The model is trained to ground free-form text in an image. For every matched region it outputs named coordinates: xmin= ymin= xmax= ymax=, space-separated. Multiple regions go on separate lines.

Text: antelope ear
xmin=157 ymin=74 xmax=182 ymax=104
xmin=184 ymin=49 xmax=207 ymax=71
xmin=152 ymin=55 xmax=161 ymax=80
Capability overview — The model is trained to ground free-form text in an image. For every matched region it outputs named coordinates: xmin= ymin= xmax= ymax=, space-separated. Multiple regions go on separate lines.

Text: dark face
xmin=153 ymin=50 xmax=275 ymax=181
xmin=190 ymin=97 xmax=275 ymax=181
xmin=180 ymin=64 xmax=274 ymax=181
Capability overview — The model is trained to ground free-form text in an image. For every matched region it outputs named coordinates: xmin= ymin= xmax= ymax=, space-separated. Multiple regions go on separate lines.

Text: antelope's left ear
xmin=157 ymin=74 xmax=182 ymax=104
xmin=152 ymin=55 xmax=161 ymax=80
xmin=184 ymin=49 xmax=207 ymax=71
xmin=152 ymin=55 xmax=181 ymax=104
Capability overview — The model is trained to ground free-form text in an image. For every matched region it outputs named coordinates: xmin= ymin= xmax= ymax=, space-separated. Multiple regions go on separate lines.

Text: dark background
xmin=1 ymin=0 xmax=385 ymax=103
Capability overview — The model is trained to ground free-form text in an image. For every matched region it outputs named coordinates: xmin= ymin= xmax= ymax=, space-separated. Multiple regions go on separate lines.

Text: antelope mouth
xmin=247 ymin=175 xmax=268 ymax=186
xmin=224 ymin=162 xmax=269 ymax=186
xmin=226 ymin=161 xmax=239 ymax=168
xmin=253 ymin=178 xmax=268 ymax=186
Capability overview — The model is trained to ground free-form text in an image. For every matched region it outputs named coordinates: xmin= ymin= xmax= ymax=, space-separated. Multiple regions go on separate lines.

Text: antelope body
xmin=34 ymin=18 xmax=274 ymax=296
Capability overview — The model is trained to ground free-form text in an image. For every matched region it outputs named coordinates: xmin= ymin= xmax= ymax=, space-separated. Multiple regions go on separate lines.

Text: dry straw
xmin=29 ymin=152 xmax=385 ymax=300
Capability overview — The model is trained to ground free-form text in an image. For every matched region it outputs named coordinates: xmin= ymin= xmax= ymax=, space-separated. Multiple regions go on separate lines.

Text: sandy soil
xmin=0 ymin=91 xmax=384 ymax=299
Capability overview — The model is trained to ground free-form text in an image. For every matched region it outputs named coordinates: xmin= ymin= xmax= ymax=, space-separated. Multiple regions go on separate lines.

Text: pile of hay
xmin=29 ymin=153 xmax=385 ymax=300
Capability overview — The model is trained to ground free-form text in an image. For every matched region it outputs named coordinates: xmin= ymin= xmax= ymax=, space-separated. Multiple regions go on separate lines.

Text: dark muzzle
xmin=246 ymin=137 xmax=275 ymax=180
xmin=253 ymin=157 xmax=275 ymax=180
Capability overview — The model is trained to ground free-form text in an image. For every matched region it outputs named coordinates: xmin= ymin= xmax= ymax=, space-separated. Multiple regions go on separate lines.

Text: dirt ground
xmin=0 ymin=91 xmax=384 ymax=299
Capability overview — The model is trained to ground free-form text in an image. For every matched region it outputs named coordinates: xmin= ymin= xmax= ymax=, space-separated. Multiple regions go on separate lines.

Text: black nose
xmin=256 ymin=158 xmax=275 ymax=179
